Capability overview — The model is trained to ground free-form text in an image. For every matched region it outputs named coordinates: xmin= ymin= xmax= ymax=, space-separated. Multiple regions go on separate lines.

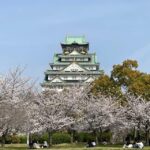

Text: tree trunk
xmin=99 ymin=128 xmax=103 ymax=144
xmin=48 ymin=131 xmax=52 ymax=148
xmin=70 ymin=131 xmax=74 ymax=144
xmin=145 ymin=130 xmax=149 ymax=146
xmin=26 ymin=132 xmax=30 ymax=147
xmin=134 ymin=127 xmax=137 ymax=141
xmin=1 ymin=134 xmax=5 ymax=148
xmin=137 ymin=129 xmax=141 ymax=141
xmin=95 ymin=134 xmax=99 ymax=145
xmin=122 ymin=135 xmax=125 ymax=144
xmin=93 ymin=130 xmax=99 ymax=145
xmin=145 ymin=121 xmax=150 ymax=146
xmin=137 ymin=121 xmax=141 ymax=141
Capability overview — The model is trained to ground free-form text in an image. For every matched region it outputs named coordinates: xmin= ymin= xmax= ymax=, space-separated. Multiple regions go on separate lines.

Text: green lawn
xmin=0 ymin=144 xmax=150 ymax=150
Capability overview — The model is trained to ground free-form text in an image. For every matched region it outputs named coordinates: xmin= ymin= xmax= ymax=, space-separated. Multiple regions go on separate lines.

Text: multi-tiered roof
xmin=42 ymin=36 xmax=103 ymax=90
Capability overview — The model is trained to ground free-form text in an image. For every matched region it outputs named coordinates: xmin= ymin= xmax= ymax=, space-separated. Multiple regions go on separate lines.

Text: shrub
xmin=74 ymin=132 xmax=95 ymax=142
xmin=11 ymin=135 xmax=20 ymax=144
xmin=19 ymin=135 xmax=27 ymax=144
xmin=30 ymin=133 xmax=41 ymax=143
xmin=5 ymin=135 xmax=12 ymax=144
xmin=30 ymin=132 xmax=71 ymax=144
xmin=52 ymin=132 xmax=71 ymax=144
xmin=38 ymin=133 xmax=49 ymax=143
xmin=101 ymin=130 xmax=112 ymax=142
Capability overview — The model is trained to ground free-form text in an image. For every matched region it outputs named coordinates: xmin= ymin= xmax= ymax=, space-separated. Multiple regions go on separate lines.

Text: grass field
xmin=0 ymin=144 xmax=150 ymax=150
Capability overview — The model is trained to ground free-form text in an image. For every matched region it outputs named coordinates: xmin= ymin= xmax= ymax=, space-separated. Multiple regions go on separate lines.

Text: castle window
xmin=71 ymin=68 xmax=78 ymax=72
xmin=72 ymin=76 xmax=76 ymax=80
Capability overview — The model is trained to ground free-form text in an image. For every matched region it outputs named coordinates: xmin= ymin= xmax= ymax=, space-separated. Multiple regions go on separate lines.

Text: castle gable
xmin=69 ymin=50 xmax=81 ymax=55
xmin=51 ymin=77 xmax=63 ymax=83
xmin=63 ymin=63 xmax=86 ymax=72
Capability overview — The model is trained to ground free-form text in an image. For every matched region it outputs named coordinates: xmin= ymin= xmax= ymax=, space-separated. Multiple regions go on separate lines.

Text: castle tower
xmin=41 ymin=36 xmax=103 ymax=91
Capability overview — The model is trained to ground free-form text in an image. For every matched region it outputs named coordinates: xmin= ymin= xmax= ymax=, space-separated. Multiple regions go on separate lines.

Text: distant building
xmin=41 ymin=36 xmax=103 ymax=91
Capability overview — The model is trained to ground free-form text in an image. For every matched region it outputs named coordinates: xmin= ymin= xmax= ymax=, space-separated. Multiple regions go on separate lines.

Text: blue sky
xmin=0 ymin=0 xmax=150 ymax=83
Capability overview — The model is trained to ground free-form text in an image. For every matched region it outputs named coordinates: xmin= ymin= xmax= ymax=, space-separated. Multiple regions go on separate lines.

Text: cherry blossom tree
xmin=114 ymin=93 xmax=150 ymax=144
xmin=0 ymin=67 xmax=36 ymax=147
xmin=60 ymin=86 xmax=87 ymax=143
xmin=20 ymin=89 xmax=40 ymax=146
xmin=80 ymin=93 xmax=117 ymax=144
xmin=35 ymin=90 xmax=75 ymax=147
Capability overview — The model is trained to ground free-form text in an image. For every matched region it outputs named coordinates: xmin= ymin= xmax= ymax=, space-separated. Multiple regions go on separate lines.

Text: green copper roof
xmin=64 ymin=36 xmax=87 ymax=44
xmin=53 ymin=53 xmax=98 ymax=64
